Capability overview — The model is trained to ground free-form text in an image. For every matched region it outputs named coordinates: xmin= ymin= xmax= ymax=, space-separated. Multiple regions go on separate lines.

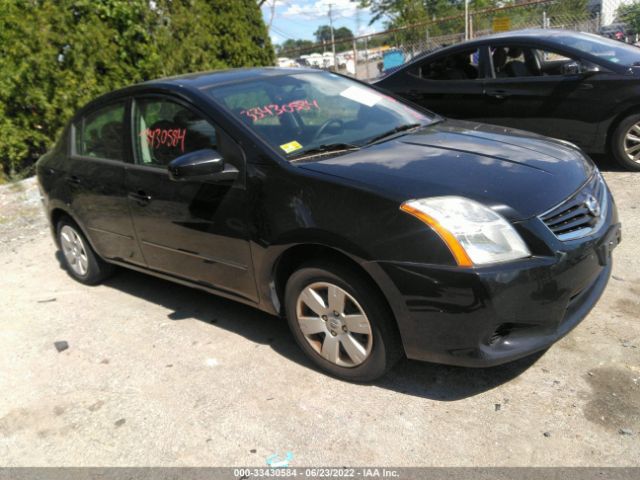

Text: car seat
xmin=98 ymin=121 xmax=123 ymax=160
xmin=173 ymin=110 xmax=212 ymax=152
xmin=492 ymin=47 xmax=508 ymax=77
xmin=504 ymin=47 xmax=532 ymax=77
xmin=524 ymin=49 xmax=543 ymax=76
xmin=147 ymin=119 xmax=182 ymax=165
xmin=456 ymin=53 xmax=478 ymax=79
xmin=443 ymin=55 xmax=467 ymax=80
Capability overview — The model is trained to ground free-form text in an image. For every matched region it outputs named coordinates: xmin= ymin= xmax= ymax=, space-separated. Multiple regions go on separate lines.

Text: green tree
xmin=618 ymin=1 xmax=640 ymax=33
xmin=314 ymin=25 xmax=354 ymax=43
xmin=277 ymin=39 xmax=316 ymax=55
xmin=361 ymin=0 xmax=501 ymax=28
xmin=313 ymin=25 xmax=355 ymax=54
xmin=0 ymin=0 xmax=275 ymax=179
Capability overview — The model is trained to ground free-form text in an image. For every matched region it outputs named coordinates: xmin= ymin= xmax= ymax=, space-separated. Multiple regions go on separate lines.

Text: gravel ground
xmin=0 ymin=166 xmax=638 ymax=467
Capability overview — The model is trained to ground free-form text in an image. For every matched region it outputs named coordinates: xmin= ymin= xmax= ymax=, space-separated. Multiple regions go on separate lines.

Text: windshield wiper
xmin=289 ymin=142 xmax=360 ymax=161
xmin=364 ymin=123 xmax=424 ymax=145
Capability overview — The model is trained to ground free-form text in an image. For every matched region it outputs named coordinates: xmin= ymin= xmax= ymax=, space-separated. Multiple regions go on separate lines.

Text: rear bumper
xmin=367 ymin=202 xmax=620 ymax=368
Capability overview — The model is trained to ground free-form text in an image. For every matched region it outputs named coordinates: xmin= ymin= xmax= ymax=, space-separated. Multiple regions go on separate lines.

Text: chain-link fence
xmin=277 ymin=0 xmax=637 ymax=81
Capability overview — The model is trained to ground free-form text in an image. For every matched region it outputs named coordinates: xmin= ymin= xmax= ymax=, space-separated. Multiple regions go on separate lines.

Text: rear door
xmin=479 ymin=43 xmax=606 ymax=149
xmin=67 ymin=100 xmax=144 ymax=264
xmin=383 ymin=45 xmax=488 ymax=118
xmin=124 ymin=94 xmax=257 ymax=302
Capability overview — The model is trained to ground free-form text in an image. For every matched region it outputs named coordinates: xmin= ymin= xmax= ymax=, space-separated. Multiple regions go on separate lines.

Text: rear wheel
xmin=284 ymin=262 xmax=402 ymax=382
xmin=56 ymin=218 xmax=114 ymax=285
xmin=611 ymin=113 xmax=640 ymax=171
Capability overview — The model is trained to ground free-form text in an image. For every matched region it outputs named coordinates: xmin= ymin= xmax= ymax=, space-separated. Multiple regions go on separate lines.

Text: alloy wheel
xmin=60 ymin=225 xmax=89 ymax=276
xmin=295 ymin=282 xmax=373 ymax=367
xmin=623 ymin=122 xmax=640 ymax=164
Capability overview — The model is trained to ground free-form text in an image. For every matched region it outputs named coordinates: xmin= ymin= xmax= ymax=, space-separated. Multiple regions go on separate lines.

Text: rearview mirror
xmin=168 ymin=149 xmax=226 ymax=181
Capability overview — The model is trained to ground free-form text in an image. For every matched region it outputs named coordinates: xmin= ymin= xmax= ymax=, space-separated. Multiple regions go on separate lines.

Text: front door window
xmin=133 ymin=98 xmax=217 ymax=167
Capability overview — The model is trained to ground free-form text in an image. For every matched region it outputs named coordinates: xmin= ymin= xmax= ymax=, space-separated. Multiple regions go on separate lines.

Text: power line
xmin=270 ymin=24 xmax=296 ymax=40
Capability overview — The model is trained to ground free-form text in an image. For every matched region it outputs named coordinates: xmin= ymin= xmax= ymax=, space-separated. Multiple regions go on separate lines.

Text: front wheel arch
xmin=272 ymin=244 xmax=398 ymax=322
xmin=284 ymin=260 xmax=403 ymax=381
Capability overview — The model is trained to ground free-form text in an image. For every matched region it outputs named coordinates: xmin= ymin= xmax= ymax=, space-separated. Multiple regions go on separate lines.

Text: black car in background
xmin=37 ymin=68 xmax=620 ymax=381
xmin=375 ymin=29 xmax=640 ymax=171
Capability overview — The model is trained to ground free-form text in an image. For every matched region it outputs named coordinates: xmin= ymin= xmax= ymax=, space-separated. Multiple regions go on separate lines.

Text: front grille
xmin=540 ymin=174 xmax=607 ymax=241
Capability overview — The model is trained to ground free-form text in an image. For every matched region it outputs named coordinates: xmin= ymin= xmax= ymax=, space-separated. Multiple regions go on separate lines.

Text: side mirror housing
xmin=580 ymin=61 xmax=601 ymax=76
xmin=563 ymin=60 xmax=600 ymax=76
xmin=168 ymin=149 xmax=228 ymax=181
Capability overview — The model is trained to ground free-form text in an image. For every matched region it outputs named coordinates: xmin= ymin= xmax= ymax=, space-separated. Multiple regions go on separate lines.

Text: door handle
xmin=485 ymin=90 xmax=510 ymax=100
xmin=128 ymin=190 xmax=152 ymax=205
xmin=65 ymin=175 xmax=81 ymax=185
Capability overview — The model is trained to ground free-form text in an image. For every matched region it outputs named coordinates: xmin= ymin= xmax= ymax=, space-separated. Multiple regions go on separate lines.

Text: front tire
xmin=56 ymin=218 xmax=114 ymax=285
xmin=611 ymin=113 xmax=640 ymax=171
xmin=284 ymin=262 xmax=402 ymax=382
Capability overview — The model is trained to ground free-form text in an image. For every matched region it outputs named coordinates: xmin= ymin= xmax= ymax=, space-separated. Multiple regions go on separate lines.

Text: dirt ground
xmin=0 ymin=161 xmax=638 ymax=467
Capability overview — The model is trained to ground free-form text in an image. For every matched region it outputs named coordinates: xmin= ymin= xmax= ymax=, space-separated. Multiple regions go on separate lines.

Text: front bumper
xmin=368 ymin=192 xmax=621 ymax=368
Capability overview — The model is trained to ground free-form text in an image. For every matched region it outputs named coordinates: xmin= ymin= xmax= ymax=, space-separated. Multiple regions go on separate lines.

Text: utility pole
xmin=266 ymin=0 xmax=277 ymax=30
xmin=464 ymin=0 xmax=469 ymax=40
xmin=328 ymin=3 xmax=336 ymax=71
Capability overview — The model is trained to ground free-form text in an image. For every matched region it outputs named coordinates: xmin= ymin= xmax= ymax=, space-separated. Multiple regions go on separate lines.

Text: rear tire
xmin=56 ymin=217 xmax=114 ymax=285
xmin=611 ymin=113 xmax=640 ymax=171
xmin=284 ymin=261 xmax=402 ymax=382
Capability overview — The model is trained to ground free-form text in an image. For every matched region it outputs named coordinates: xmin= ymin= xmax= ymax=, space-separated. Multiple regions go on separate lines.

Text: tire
xmin=611 ymin=113 xmax=640 ymax=171
xmin=284 ymin=261 xmax=402 ymax=382
xmin=56 ymin=217 xmax=114 ymax=285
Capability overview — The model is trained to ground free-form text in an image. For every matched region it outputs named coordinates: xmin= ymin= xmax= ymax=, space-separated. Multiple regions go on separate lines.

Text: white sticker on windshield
xmin=339 ymin=86 xmax=381 ymax=107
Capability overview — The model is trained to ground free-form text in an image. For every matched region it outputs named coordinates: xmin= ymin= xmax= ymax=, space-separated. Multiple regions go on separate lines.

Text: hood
xmin=299 ymin=119 xmax=594 ymax=221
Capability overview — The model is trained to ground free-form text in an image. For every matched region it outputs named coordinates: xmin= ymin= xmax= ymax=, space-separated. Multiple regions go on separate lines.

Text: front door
xmin=479 ymin=44 xmax=604 ymax=149
xmin=125 ymin=95 xmax=257 ymax=302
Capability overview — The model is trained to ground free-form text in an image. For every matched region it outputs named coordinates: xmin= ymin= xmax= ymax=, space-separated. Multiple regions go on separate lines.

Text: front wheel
xmin=284 ymin=262 xmax=402 ymax=382
xmin=611 ymin=113 xmax=640 ymax=171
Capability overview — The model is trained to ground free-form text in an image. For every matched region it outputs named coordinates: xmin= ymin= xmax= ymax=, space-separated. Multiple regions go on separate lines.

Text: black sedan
xmin=375 ymin=29 xmax=640 ymax=171
xmin=37 ymin=68 xmax=620 ymax=381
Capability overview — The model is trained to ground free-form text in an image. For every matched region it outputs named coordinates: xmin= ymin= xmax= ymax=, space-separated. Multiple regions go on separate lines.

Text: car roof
xmin=75 ymin=67 xmax=321 ymax=116
xmin=382 ymin=28 xmax=623 ymax=77
xmin=143 ymin=67 xmax=317 ymax=90
xmin=415 ymin=29 xmax=596 ymax=57
xmin=467 ymin=28 xmax=597 ymax=45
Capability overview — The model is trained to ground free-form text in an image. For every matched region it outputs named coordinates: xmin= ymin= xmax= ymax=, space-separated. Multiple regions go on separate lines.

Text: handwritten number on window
xmin=140 ymin=128 xmax=187 ymax=152
xmin=240 ymin=100 xmax=320 ymax=122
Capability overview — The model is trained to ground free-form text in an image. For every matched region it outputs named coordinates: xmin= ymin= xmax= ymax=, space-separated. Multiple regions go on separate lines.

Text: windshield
xmin=206 ymin=72 xmax=434 ymax=159
xmin=556 ymin=32 xmax=640 ymax=66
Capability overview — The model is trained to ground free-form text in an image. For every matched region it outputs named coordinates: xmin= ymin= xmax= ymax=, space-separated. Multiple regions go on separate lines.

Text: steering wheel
xmin=312 ymin=118 xmax=344 ymax=142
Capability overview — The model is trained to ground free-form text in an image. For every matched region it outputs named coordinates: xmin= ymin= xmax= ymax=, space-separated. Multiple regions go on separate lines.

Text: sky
xmin=260 ymin=0 xmax=386 ymax=46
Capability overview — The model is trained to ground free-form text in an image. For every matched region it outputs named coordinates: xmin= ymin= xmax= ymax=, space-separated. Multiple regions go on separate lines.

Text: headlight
xmin=400 ymin=196 xmax=531 ymax=267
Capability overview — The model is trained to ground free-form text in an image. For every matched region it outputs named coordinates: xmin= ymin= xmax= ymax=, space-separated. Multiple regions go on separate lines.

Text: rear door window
xmin=74 ymin=102 xmax=126 ymax=161
xmin=413 ymin=48 xmax=482 ymax=80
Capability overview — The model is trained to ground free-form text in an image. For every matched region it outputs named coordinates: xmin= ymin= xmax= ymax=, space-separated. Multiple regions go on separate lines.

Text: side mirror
xmin=168 ymin=149 xmax=229 ymax=181
xmin=579 ymin=61 xmax=601 ymax=76
xmin=561 ymin=61 xmax=581 ymax=75
xmin=563 ymin=60 xmax=600 ymax=76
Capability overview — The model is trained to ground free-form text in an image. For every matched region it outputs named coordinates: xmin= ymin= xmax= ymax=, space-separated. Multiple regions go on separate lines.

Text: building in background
xmin=589 ymin=0 xmax=634 ymax=26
